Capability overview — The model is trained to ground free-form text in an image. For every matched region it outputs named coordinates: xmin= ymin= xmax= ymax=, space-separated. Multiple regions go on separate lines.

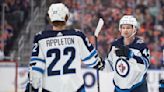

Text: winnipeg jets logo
xmin=115 ymin=58 xmax=129 ymax=77
xmin=119 ymin=63 xmax=126 ymax=73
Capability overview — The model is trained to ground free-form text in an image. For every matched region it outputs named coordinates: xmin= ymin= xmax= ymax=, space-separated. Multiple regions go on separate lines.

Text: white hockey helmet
xmin=119 ymin=15 xmax=139 ymax=31
xmin=48 ymin=3 xmax=69 ymax=22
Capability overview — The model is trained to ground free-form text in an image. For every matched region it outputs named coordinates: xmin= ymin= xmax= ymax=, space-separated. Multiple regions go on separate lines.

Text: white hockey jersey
xmin=105 ymin=37 xmax=150 ymax=91
xmin=29 ymin=29 xmax=99 ymax=92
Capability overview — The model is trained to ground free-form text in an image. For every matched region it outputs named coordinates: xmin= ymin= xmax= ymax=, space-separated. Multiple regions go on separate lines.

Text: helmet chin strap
xmin=127 ymin=30 xmax=136 ymax=39
xmin=126 ymin=26 xmax=137 ymax=39
xmin=123 ymin=30 xmax=136 ymax=45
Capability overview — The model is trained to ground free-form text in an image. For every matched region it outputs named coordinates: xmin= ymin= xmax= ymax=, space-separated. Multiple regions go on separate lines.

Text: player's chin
xmin=122 ymin=34 xmax=130 ymax=38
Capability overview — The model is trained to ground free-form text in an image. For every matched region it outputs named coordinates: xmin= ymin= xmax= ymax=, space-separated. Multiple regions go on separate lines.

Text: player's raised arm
xmin=75 ymin=30 xmax=103 ymax=70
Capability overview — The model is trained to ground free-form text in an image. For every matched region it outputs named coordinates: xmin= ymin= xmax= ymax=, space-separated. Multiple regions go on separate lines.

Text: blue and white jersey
xmin=29 ymin=29 xmax=99 ymax=92
xmin=105 ymin=37 xmax=150 ymax=90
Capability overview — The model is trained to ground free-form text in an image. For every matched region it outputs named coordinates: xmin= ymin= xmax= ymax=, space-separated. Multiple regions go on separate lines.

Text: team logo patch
xmin=115 ymin=58 xmax=129 ymax=77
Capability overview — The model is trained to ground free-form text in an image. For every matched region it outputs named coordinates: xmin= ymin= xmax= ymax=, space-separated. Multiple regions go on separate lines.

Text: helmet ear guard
xmin=119 ymin=15 xmax=140 ymax=31
xmin=48 ymin=3 xmax=69 ymax=22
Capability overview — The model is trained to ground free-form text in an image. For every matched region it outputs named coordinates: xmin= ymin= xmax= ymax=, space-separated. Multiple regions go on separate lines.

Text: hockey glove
xmin=93 ymin=57 xmax=105 ymax=70
xmin=98 ymin=60 xmax=105 ymax=70
xmin=25 ymin=82 xmax=39 ymax=92
xmin=115 ymin=45 xmax=133 ymax=59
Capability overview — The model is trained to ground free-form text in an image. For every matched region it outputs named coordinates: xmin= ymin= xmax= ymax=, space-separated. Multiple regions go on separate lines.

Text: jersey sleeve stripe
xmin=160 ymin=84 xmax=164 ymax=88
xmin=141 ymin=57 xmax=149 ymax=68
xmin=133 ymin=55 xmax=144 ymax=64
xmin=85 ymin=59 xmax=98 ymax=67
xmin=133 ymin=55 xmax=149 ymax=68
xmin=82 ymin=50 xmax=97 ymax=62
xmin=94 ymin=54 xmax=98 ymax=58
xmin=143 ymin=56 xmax=150 ymax=65
xmin=32 ymin=67 xmax=44 ymax=74
xmin=31 ymin=57 xmax=46 ymax=63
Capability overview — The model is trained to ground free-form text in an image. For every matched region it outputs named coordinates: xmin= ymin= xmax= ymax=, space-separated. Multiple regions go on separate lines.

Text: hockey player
xmin=25 ymin=3 xmax=103 ymax=92
xmin=104 ymin=15 xmax=150 ymax=92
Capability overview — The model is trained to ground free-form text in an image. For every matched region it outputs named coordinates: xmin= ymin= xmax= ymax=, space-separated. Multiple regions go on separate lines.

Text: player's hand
xmin=115 ymin=45 xmax=133 ymax=59
xmin=25 ymin=82 xmax=39 ymax=92
xmin=97 ymin=57 xmax=105 ymax=70
xmin=93 ymin=57 xmax=104 ymax=70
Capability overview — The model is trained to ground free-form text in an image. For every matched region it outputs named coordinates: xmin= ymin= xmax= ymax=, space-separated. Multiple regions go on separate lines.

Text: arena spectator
xmin=46 ymin=0 xmax=163 ymax=69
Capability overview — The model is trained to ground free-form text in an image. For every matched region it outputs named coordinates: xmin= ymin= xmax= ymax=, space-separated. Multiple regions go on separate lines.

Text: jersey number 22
xmin=47 ymin=47 xmax=76 ymax=76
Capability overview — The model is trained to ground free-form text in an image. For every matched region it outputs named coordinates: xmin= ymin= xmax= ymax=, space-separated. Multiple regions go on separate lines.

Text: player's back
xmin=31 ymin=29 xmax=98 ymax=92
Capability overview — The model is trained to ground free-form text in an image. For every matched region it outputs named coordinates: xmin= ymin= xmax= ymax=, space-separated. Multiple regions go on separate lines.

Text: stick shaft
xmin=95 ymin=36 xmax=98 ymax=50
xmin=94 ymin=18 xmax=104 ymax=92
xmin=95 ymin=36 xmax=100 ymax=92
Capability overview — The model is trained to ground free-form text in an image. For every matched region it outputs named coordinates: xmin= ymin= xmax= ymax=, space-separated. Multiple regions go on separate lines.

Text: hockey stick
xmin=29 ymin=65 xmax=33 ymax=92
xmin=94 ymin=18 xmax=104 ymax=92
xmin=28 ymin=63 xmax=36 ymax=92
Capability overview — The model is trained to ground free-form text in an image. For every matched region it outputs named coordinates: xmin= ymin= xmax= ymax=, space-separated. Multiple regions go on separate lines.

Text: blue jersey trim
xmin=160 ymin=84 xmax=164 ymax=88
xmin=86 ymin=59 xmax=98 ymax=67
xmin=82 ymin=50 xmax=97 ymax=62
xmin=32 ymin=67 xmax=44 ymax=74
xmin=133 ymin=55 xmax=144 ymax=64
xmin=81 ymin=87 xmax=86 ymax=92
xmin=115 ymin=87 xmax=130 ymax=92
xmin=133 ymin=55 xmax=149 ymax=68
xmin=141 ymin=56 xmax=148 ymax=69
xmin=114 ymin=76 xmax=145 ymax=92
xmin=31 ymin=57 xmax=46 ymax=63
xmin=141 ymin=56 xmax=149 ymax=69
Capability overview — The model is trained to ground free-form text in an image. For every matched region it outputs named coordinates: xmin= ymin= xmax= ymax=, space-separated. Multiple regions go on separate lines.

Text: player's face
xmin=120 ymin=24 xmax=135 ymax=38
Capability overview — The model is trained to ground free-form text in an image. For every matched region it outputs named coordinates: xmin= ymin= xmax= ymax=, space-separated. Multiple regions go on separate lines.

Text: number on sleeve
xmin=32 ymin=43 xmax=38 ymax=52
xmin=32 ymin=43 xmax=39 ymax=56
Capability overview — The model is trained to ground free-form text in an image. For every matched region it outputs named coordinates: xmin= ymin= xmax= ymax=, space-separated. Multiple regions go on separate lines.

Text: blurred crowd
xmin=0 ymin=0 xmax=30 ymax=58
xmin=46 ymin=0 xmax=164 ymax=69
xmin=0 ymin=0 xmax=163 ymax=69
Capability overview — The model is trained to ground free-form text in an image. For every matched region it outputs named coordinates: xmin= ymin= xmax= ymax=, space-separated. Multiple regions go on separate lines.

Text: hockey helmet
xmin=119 ymin=15 xmax=139 ymax=31
xmin=48 ymin=3 xmax=69 ymax=22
